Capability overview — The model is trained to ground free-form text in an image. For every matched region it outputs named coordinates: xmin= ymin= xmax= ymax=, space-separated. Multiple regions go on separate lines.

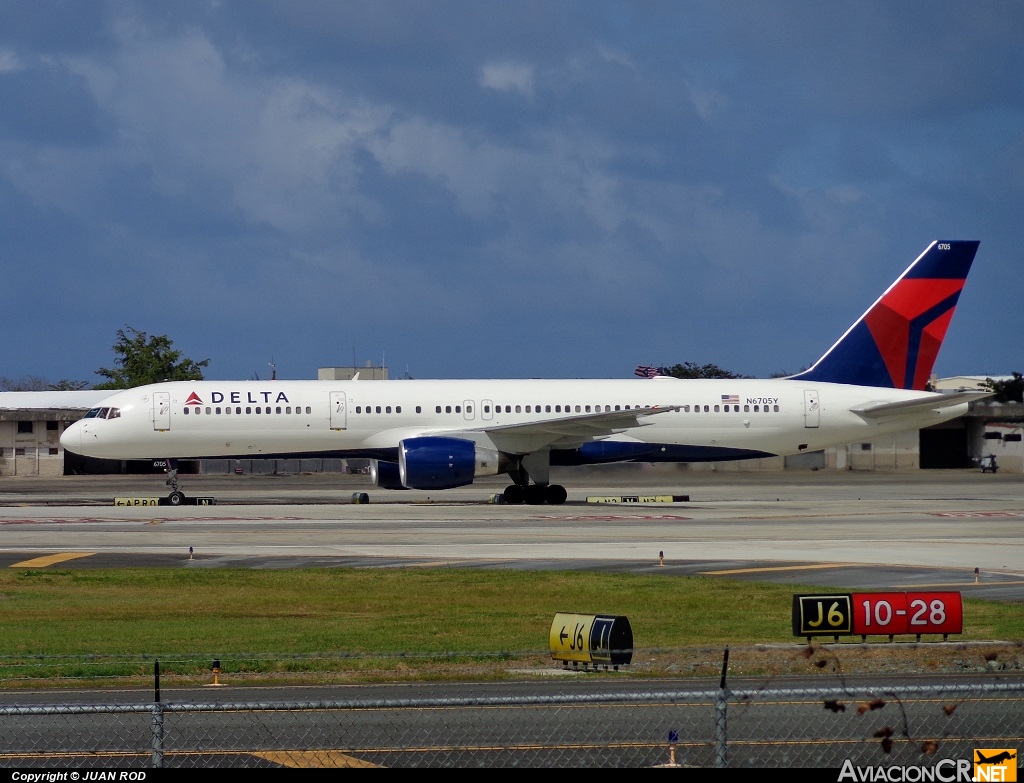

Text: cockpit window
xmin=83 ymin=407 xmax=120 ymax=419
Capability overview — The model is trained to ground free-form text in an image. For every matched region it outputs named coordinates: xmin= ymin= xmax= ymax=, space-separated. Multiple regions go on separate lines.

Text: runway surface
xmin=1 ymin=467 xmax=1022 ymax=600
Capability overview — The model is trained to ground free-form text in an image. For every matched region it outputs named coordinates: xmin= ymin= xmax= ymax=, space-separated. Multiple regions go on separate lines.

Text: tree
xmin=49 ymin=379 xmax=92 ymax=391
xmin=985 ymin=372 xmax=1024 ymax=403
xmin=95 ymin=327 xmax=210 ymax=389
xmin=662 ymin=362 xmax=750 ymax=379
xmin=0 ymin=375 xmax=50 ymax=391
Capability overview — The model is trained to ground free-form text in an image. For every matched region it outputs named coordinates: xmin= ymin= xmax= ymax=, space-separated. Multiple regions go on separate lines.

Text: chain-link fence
xmin=1 ymin=681 xmax=1021 ymax=768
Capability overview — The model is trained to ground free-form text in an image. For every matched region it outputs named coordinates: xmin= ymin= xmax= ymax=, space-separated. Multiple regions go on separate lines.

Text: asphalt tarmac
xmin=1 ymin=466 xmax=1022 ymax=601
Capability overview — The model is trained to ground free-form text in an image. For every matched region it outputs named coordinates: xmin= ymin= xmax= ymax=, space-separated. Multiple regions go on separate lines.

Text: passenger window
xmin=396 ymin=406 xmax=402 ymax=413
xmin=744 ymin=405 xmax=750 ymax=412
xmin=455 ymin=406 xmax=461 ymax=413
xmin=575 ymin=405 xmax=581 ymax=413
xmin=216 ymin=407 xmax=222 ymax=414
xmin=465 ymin=405 xmax=471 ymax=413
xmin=525 ymin=405 xmax=531 ymax=413
xmin=286 ymin=407 xmax=292 ymax=414
xmin=386 ymin=406 xmax=392 ymax=413
xmin=585 ymin=405 xmax=591 ymax=412
xmin=515 ymin=405 xmax=521 ymax=413
xmin=305 ymin=407 xmax=311 ymax=414
xmin=445 ymin=406 xmax=452 ymax=413
xmin=484 ymin=405 xmax=490 ymax=413
xmin=276 ymin=407 xmax=281 ymax=414
xmin=545 ymin=405 xmax=551 ymax=413
xmin=436 ymin=406 xmax=442 ymax=413
xmin=416 ymin=406 xmax=422 ymax=413
xmin=184 ymin=407 xmax=190 ymax=415
xmin=206 ymin=407 xmax=211 ymax=414
xmin=773 ymin=405 xmax=780 ymax=412
xmin=555 ymin=405 xmax=562 ymax=413
xmin=505 ymin=405 xmax=511 ymax=413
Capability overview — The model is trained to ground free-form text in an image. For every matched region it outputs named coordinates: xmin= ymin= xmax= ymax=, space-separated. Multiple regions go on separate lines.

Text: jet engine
xmin=369 ymin=459 xmax=408 ymax=490
xmin=372 ymin=436 xmax=509 ymax=490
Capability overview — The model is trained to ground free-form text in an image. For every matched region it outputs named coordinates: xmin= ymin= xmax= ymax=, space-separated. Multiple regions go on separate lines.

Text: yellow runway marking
xmin=10 ymin=552 xmax=96 ymax=568
xmin=250 ymin=751 xmax=378 ymax=768
xmin=701 ymin=563 xmax=858 ymax=576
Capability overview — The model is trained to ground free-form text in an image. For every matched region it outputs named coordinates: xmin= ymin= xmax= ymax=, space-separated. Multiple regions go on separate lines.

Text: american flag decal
xmin=635 ymin=365 xmax=667 ymax=378
xmin=721 ymin=394 xmax=739 ymax=404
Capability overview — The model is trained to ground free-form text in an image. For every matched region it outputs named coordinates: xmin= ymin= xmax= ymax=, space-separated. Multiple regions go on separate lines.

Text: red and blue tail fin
xmin=789 ymin=240 xmax=979 ymax=390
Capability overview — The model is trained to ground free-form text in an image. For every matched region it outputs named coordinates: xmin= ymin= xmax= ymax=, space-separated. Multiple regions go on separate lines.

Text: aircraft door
xmin=803 ymin=389 xmax=820 ymax=428
xmin=153 ymin=392 xmax=171 ymax=431
xmin=330 ymin=391 xmax=347 ymax=430
xmin=463 ymin=400 xmax=475 ymax=421
xmin=482 ymin=399 xmax=494 ymax=421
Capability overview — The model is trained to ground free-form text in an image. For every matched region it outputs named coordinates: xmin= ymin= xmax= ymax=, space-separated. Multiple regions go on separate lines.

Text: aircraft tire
xmin=503 ymin=485 xmax=525 ymax=504
xmin=167 ymin=491 xmax=186 ymax=506
xmin=524 ymin=485 xmax=546 ymax=505
xmin=545 ymin=484 xmax=567 ymax=505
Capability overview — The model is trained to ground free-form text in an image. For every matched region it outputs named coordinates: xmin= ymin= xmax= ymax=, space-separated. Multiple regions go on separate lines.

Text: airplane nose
xmin=60 ymin=422 xmax=81 ymax=452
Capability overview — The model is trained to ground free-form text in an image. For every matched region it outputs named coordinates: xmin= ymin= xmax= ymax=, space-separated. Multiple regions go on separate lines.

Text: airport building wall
xmin=0 ymin=415 xmax=74 ymax=477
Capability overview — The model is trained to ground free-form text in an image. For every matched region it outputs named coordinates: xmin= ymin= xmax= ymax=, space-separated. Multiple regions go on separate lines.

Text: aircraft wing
xmin=850 ymin=391 xmax=992 ymax=420
xmin=439 ymin=406 xmax=679 ymax=454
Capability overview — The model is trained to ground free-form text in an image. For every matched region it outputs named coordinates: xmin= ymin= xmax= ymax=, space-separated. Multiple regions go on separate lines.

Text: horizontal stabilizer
xmin=850 ymin=391 xmax=991 ymax=419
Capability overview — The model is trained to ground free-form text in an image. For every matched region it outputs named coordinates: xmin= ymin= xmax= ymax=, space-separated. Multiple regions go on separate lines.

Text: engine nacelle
xmin=397 ymin=436 xmax=507 ymax=490
xmin=370 ymin=460 xmax=408 ymax=490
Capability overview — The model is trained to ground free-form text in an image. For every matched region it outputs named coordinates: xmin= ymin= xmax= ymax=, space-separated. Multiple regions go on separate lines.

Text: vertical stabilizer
xmin=790 ymin=241 xmax=979 ymax=389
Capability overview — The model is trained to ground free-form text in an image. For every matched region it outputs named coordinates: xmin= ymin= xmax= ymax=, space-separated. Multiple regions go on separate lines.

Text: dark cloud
xmin=0 ymin=61 xmax=104 ymax=144
xmin=0 ymin=1 xmax=1021 ymax=382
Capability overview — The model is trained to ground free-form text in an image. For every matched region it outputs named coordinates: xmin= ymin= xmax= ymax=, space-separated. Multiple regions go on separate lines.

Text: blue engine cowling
xmin=381 ymin=436 xmax=504 ymax=490
xmin=370 ymin=460 xmax=408 ymax=490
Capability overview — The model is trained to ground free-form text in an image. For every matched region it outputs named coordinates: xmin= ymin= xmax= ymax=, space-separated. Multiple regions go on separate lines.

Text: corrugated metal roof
xmin=0 ymin=390 xmax=112 ymax=411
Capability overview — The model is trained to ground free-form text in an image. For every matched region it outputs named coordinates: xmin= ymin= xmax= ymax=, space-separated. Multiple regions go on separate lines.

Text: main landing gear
xmin=502 ymin=483 xmax=567 ymax=505
xmin=501 ymin=454 xmax=567 ymax=505
xmin=164 ymin=460 xmax=186 ymax=506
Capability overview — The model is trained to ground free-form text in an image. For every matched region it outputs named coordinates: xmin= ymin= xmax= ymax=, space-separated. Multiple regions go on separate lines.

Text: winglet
xmin=790 ymin=241 xmax=979 ymax=389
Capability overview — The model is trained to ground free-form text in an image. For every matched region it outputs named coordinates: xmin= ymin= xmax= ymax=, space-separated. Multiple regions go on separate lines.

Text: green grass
xmin=0 ymin=568 xmax=1020 ymax=684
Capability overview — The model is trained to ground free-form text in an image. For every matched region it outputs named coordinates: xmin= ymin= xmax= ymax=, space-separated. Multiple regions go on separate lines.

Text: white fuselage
xmin=61 ymin=377 xmax=969 ymax=464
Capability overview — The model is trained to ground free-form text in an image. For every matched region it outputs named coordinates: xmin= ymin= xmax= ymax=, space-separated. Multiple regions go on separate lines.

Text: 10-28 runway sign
xmin=792 ymin=592 xmax=963 ymax=638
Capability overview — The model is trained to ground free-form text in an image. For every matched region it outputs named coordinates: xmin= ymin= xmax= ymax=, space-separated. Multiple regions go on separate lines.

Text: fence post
xmin=714 ymin=646 xmax=729 ymax=768
xmin=151 ymin=702 xmax=164 ymax=768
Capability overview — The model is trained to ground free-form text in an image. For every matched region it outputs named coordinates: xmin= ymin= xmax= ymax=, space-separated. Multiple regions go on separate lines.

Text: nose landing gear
xmin=164 ymin=460 xmax=186 ymax=506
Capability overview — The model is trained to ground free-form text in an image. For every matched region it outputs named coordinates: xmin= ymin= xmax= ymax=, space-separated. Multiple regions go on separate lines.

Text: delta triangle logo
xmin=184 ymin=392 xmax=203 ymax=406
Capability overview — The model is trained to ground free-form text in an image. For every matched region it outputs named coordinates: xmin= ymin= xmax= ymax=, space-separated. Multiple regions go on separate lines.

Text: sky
xmin=2 ymin=1 xmax=1022 ymax=384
